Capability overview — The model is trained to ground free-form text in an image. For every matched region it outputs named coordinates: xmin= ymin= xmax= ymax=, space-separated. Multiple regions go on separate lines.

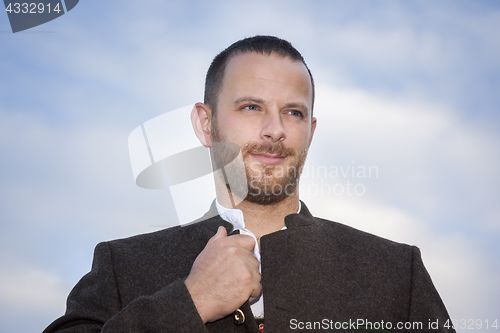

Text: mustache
xmin=244 ymin=142 xmax=295 ymax=157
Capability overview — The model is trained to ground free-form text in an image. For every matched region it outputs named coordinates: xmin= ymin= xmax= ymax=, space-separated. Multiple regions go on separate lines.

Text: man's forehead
xmin=221 ymin=52 xmax=313 ymax=103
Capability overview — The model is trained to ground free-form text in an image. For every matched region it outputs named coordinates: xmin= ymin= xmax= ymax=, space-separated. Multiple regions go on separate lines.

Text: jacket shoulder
xmin=285 ymin=214 xmax=417 ymax=267
xmin=314 ymin=216 xmax=414 ymax=250
xmin=103 ymin=215 xmax=226 ymax=253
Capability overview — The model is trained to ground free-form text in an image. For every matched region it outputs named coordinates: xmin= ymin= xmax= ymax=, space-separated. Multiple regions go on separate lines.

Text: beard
xmin=211 ymin=122 xmax=308 ymax=205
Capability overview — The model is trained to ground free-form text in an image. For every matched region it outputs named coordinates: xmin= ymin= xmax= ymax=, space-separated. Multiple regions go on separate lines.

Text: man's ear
xmin=191 ymin=102 xmax=213 ymax=147
xmin=308 ymin=116 xmax=317 ymax=147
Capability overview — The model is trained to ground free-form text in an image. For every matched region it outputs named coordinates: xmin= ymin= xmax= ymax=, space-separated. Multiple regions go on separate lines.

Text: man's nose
xmin=260 ymin=112 xmax=286 ymax=142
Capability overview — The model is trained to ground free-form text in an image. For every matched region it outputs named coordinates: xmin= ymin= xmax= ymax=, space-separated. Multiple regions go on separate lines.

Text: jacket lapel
xmin=203 ymin=201 xmax=319 ymax=332
xmin=259 ymin=202 xmax=323 ymax=331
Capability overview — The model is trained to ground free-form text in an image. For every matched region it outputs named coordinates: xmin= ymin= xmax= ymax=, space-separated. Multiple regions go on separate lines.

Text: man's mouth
xmin=248 ymin=152 xmax=288 ymax=165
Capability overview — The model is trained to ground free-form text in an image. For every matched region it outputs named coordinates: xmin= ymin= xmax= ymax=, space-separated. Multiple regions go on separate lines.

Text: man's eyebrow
xmin=284 ymin=102 xmax=309 ymax=113
xmin=233 ymin=97 xmax=266 ymax=105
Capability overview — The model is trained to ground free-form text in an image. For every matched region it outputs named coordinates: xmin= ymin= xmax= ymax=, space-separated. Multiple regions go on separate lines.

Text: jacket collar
xmin=285 ymin=200 xmax=314 ymax=228
xmin=197 ymin=199 xmax=315 ymax=233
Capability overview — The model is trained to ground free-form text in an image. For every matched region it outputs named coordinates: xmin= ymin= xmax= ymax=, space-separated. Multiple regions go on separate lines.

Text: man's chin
xmin=244 ymin=178 xmax=298 ymax=205
xmin=244 ymin=192 xmax=289 ymax=206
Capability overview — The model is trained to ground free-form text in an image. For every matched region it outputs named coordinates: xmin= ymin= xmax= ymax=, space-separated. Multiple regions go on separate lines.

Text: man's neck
xmin=217 ymin=190 xmax=299 ymax=240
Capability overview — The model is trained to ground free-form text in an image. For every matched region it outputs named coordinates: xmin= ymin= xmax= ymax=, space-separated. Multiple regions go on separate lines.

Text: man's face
xmin=210 ymin=52 xmax=316 ymax=205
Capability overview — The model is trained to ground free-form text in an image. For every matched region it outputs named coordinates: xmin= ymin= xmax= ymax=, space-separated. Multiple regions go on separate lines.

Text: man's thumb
xmin=208 ymin=226 xmax=227 ymax=243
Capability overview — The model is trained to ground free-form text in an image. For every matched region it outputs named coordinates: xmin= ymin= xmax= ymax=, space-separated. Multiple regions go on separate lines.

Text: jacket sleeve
xmin=43 ymin=242 xmax=209 ymax=333
xmin=407 ymin=246 xmax=456 ymax=333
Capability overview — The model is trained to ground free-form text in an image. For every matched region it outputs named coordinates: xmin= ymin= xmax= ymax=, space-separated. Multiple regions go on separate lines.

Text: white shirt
xmin=215 ymin=200 xmax=301 ymax=318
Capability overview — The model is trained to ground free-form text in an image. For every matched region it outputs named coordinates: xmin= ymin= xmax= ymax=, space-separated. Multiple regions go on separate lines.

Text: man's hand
xmin=185 ymin=226 xmax=261 ymax=323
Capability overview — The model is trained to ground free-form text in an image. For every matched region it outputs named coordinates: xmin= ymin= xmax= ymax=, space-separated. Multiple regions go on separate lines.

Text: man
xmin=44 ymin=36 xmax=455 ymax=332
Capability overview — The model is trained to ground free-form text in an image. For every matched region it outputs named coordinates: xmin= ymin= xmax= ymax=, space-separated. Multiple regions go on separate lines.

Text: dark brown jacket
xmin=43 ymin=202 xmax=455 ymax=332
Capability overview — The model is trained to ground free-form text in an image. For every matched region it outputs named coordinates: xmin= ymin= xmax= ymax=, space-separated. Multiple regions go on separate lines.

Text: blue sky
xmin=1 ymin=1 xmax=499 ymax=332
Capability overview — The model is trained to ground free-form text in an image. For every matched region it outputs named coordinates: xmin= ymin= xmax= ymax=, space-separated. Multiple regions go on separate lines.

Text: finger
xmin=207 ymin=226 xmax=227 ymax=244
xmin=228 ymin=234 xmax=256 ymax=252
xmin=248 ymin=263 xmax=261 ymax=283
xmin=247 ymin=266 xmax=262 ymax=303
xmin=249 ymin=282 xmax=263 ymax=303
xmin=237 ymin=253 xmax=260 ymax=272
xmin=240 ymin=258 xmax=261 ymax=289
xmin=248 ymin=255 xmax=261 ymax=271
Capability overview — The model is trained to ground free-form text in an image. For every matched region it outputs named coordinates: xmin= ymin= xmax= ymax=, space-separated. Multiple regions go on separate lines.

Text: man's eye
xmin=244 ymin=105 xmax=259 ymax=110
xmin=289 ymin=110 xmax=303 ymax=118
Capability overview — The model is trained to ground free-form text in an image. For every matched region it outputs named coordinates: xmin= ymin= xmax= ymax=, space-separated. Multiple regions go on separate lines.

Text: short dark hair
xmin=204 ymin=35 xmax=315 ymax=118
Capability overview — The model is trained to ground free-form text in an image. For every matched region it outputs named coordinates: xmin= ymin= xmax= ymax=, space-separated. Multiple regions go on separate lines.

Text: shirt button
xmin=233 ymin=308 xmax=245 ymax=325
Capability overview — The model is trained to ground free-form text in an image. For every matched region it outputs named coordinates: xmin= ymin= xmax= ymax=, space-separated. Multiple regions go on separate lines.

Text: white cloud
xmin=302 ymin=193 xmax=499 ymax=320
xmin=0 ymin=259 xmax=69 ymax=314
xmin=323 ymin=25 xmax=445 ymax=71
xmin=0 ymin=105 xmax=182 ymax=247
xmin=0 ymin=253 xmax=76 ymax=332
xmin=300 ymin=82 xmax=500 ymax=321
xmin=2 ymin=2 xmax=499 ymax=332
xmin=310 ymin=84 xmax=500 ymax=228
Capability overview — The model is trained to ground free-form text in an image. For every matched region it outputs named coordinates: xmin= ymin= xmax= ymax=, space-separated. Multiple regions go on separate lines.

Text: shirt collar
xmin=215 ymin=199 xmax=246 ymax=229
xmin=215 ymin=199 xmax=302 ymax=229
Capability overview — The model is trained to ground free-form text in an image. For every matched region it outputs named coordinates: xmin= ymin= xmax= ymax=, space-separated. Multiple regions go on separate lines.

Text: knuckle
xmin=225 ymin=246 xmax=240 ymax=257
xmin=239 ymin=270 xmax=253 ymax=284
